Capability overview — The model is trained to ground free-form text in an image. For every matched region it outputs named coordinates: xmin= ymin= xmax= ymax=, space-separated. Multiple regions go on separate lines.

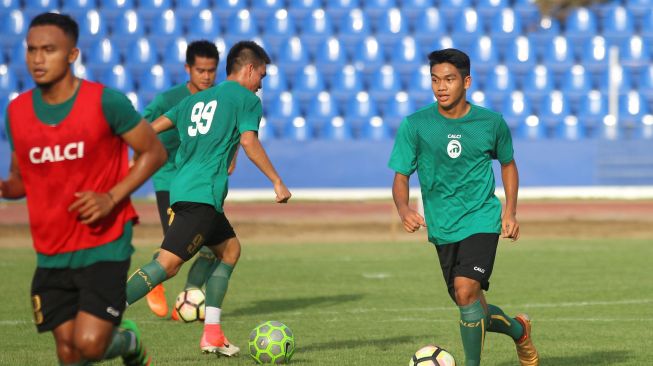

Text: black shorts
xmin=161 ymin=201 xmax=236 ymax=262
xmin=30 ymin=260 xmax=130 ymax=333
xmin=155 ymin=190 xmax=171 ymax=234
xmin=435 ymin=233 xmax=499 ymax=302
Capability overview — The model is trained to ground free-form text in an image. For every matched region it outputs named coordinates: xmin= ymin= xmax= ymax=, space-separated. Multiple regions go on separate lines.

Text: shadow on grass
xmin=496 ymin=350 xmax=631 ymax=366
xmin=230 ymin=294 xmax=364 ymax=317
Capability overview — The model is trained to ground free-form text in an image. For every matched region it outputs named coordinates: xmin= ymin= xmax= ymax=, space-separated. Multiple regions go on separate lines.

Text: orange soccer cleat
xmin=145 ymin=284 xmax=168 ymax=318
xmin=200 ymin=324 xmax=240 ymax=357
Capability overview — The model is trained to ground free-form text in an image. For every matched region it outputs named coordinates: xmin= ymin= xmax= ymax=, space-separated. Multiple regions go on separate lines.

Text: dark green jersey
xmin=143 ymin=83 xmax=191 ymax=191
xmin=388 ymin=103 xmax=514 ymax=245
xmin=164 ymin=80 xmax=262 ymax=212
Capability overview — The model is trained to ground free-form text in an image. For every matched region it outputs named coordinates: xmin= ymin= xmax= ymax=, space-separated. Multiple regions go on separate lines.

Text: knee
xmin=454 ymin=285 xmax=479 ymax=306
xmin=220 ymin=239 xmax=241 ymax=266
xmin=55 ymin=340 xmax=79 ymax=364
xmin=156 ymin=256 xmax=183 ymax=279
xmin=75 ymin=335 xmax=108 ymax=361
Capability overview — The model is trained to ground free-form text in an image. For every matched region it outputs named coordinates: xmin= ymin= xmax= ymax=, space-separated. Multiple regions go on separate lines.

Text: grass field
xmin=1 ymin=236 xmax=652 ymax=365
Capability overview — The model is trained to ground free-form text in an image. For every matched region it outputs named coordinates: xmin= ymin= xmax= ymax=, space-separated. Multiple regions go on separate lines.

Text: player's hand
xmin=273 ymin=181 xmax=291 ymax=203
xmin=68 ymin=191 xmax=116 ymax=225
xmin=502 ymin=212 xmax=520 ymax=241
xmin=398 ymin=207 xmax=426 ymax=233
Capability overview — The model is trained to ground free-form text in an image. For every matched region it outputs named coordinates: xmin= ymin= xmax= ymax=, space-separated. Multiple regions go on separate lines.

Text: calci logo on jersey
xmin=447 ymin=134 xmax=462 ymax=159
xmin=29 ymin=141 xmax=84 ymax=164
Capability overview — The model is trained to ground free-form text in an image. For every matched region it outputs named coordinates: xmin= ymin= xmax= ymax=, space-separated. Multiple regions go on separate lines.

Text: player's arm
xmin=0 ymin=152 xmax=25 ymax=199
xmin=240 ymin=131 xmax=290 ymax=203
xmin=151 ymin=115 xmax=175 ymax=134
xmin=392 ymin=172 xmax=426 ymax=233
xmin=501 ymin=159 xmax=520 ymax=241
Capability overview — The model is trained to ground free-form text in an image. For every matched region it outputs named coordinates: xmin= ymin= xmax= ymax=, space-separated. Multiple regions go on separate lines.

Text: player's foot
xmin=120 ymin=319 xmax=151 ymax=366
xmin=514 ymin=313 xmax=539 ymax=366
xmin=171 ymin=307 xmax=180 ymax=321
xmin=146 ymin=283 xmax=168 ymax=318
xmin=200 ymin=324 xmax=240 ymax=357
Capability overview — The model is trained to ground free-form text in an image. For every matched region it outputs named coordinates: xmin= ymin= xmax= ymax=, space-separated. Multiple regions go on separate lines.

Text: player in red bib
xmin=0 ymin=13 xmax=166 ymax=366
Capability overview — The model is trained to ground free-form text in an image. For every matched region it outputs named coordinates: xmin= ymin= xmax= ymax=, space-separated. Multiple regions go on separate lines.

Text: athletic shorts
xmin=435 ymin=233 xmax=499 ymax=302
xmin=154 ymin=190 xmax=171 ymax=234
xmin=30 ymin=260 xmax=130 ymax=333
xmin=161 ymin=201 xmax=236 ymax=262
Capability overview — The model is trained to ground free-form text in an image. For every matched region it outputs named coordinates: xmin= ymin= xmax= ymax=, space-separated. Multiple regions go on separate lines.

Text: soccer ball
xmin=174 ymin=288 xmax=205 ymax=322
xmin=409 ymin=345 xmax=456 ymax=366
xmin=248 ymin=321 xmax=295 ymax=364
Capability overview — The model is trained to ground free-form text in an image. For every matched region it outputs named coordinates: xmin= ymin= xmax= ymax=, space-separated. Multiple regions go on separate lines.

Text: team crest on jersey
xmin=447 ymin=140 xmax=462 ymax=158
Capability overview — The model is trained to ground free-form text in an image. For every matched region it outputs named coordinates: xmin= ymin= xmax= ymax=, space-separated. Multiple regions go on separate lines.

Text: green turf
xmin=1 ymin=238 xmax=652 ymax=365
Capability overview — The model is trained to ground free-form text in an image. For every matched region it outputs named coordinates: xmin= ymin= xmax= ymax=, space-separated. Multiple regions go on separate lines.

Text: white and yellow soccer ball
xmin=174 ymin=288 xmax=205 ymax=322
xmin=409 ymin=345 xmax=456 ymax=366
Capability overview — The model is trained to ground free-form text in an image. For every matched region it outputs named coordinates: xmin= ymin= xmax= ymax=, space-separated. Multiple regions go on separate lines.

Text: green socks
xmin=486 ymin=304 xmax=524 ymax=341
xmin=459 ymin=300 xmax=486 ymax=366
xmin=185 ymin=247 xmax=217 ymax=290
xmin=102 ymin=328 xmax=135 ymax=359
xmin=205 ymin=262 xmax=234 ymax=308
xmin=126 ymin=260 xmax=167 ymax=305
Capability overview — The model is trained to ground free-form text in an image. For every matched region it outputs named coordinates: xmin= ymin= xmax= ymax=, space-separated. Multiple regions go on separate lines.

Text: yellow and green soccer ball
xmin=248 ymin=321 xmax=295 ymax=364
xmin=409 ymin=345 xmax=456 ymax=366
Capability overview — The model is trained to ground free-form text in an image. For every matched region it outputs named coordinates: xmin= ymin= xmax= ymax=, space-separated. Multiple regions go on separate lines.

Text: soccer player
xmin=388 ymin=49 xmax=539 ymax=366
xmin=0 ymin=13 xmax=166 ymax=366
xmin=125 ymin=41 xmax=291 ymax=357
xmin=142 ymin=40 xmax=225 ymax=320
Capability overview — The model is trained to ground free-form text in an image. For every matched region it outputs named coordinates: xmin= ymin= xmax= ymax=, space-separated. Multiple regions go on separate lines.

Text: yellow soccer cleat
xmin=515 ymin=313 xmax=539 ymax=366
xmin=145 ymin=283 xmax=168 ymax=318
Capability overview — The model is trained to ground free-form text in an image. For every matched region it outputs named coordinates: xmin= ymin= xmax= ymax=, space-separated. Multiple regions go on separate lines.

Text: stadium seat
xmin=408 ymin=65 xmax=435 ymax=107
xmin=468 ymin=36 xmax=498 ymax=84
xmin=23 ymin=0 xmax=59 ymax=20
xmin=292 ymin=64 xmax=325 ymax=105
xmin=138 ymin=0 xmax=172 ymax=28
xmin=262 ymin=9 xmax=297 ymax=53
xmin=374 ymin=8 xmax=408 ymax=53
xmin=412 ymin=8 xmax=445 ymax=52
xmin=577 ymin=90 xmax=607 ymax=132
xmin=595 ymin=114 xmax=621 ymax=140
xmin=484 ymin=65 xmax=516 ymax=109
xmin=0 ymin=64 xmax=17 ymax=99
xmin=438 ymin=0 xmax=470 ymax=21
xmin=451 ymin=8 xmax=484 ymax=50
xmin=555 ymin=115 xmax=586 ymax=140
xmin=0 ymin=10 xmax=26 ymax=48
xmin=477 ymin=0 xmax=507 ymax=20
xmin=306 ymin=91 xmax=339 ymax=132
xmin=597 ymin=65 xmax=633 ymax=96
xmin=513 ymin=0 xmax=540 ymax=28
xmin=84 ymin=38 xmax=119 ymax=78
xmin=138 ymin=64 xmax=172 ymax=104
xmin=300 ymin=9 xmax=334 ymax=57
xmin=261 ymin=64 xmax=287 ymax=103
xmin=364 ymin=0 xmax=397 ymax=24
xmin=0 ymin=0 xmax=19 ymax=18
xmin=368 ymin=65 xmax=401 ymax=111
xmin=257 ymin=117 xmax=275 ymax=141
xmin=149 ymin=9 xmax=182 ymax=49
xmin=620 ymin=36 xmax=651 ymax=80
xmin=124 ymin=38 xmax=158 ymax=75
xmin=488 ymin=8 xmax=522 ymax=51
xmin=504 ymin=36 xmax=537 ymax=84
xmin=384 ymin=91 xmax=414 ymax=131
xmin=313 ymin=37 xmax=347 ymax=80
xmin=400 ymin=0 xmax=434 ymax=23
xmin=580 ymin=35 xmax=609 ymax=82
xmin=344 ymin=91 xmax=379 ymax=131
xmin=162 ymin=37 xmax=187 ymax=82
xmin=325 ymin=0 xmax=360 ymax=20
xmin=125 ymin=91 xmax=142 ymax=113
xmin=250 ymin=0 xmax=284 ymax=25
xmin=276 ymin=37 xmax=309 ymax=79
xmin=619 ymin=90 xmax=649 ymax=128
xmin=640 ymin=65 xmax=653 ymax=104
xmin=111 ymin=9 xmax=145 ymax=49
xmin=77 ymin=10 xmax=107 ymax=50
xmin=602 ymin=6 xmax=635 ymax=47
xmin=539 ymin=90 xmax=571 ymax=130
xmin=526 ymin=16 xmax=561 ymax=61
xmin=522 ymin=65 xmax=553 ymax=110
xmin=390 ymin=37 xmax=423 ymax=85
xmin=265 ymin=91 xmax=301 ymax=134
xmin=351 ymin=37 xmax=385 ymax=83
xmin=626 ymin=0 xmax=653 ymax=21
xmin=101 ymin=65 xmax=135 ymax=93
xmin=175 ymin=0 xmax=210 ymax=23
xmin=561 ymin=64 xmax=592 ymax=108
xmin=516 ymin=115 xmax=545 ymax=140
xmin=287 ymin=0 xmax=322 ymax=23
xmin=73 ymin=61 xmax=95 ymax=81
xmin=361 ymin=116 xmax=391 ymax=140
xmin=224 ymin=9 xmax=259 ymax=47
xmin=100 ymin=0 xmax=135 ymax=24
xmin=330 ymin=64 xmax=364 ymax=104
xmin=321 ymin=116 xmax=353 ymax=140
xmin=61 ymin=0 xmax=96 ymax=18
xmin=213 ymin=0 xmax=246 ymax=25
xmin=542 ymin=36 xmax=575 ymax=86
xmin=634 ymin=114 xmax=653 ymax=139
xmin=283 ymin=116 xmax=313 ymax=141
xmin=9 ymin=41 xmax=28 ymax=80
xmin=502 ymin=91 xmax=533 ymax=130
xmin=337 ymin=8 xmax=371 ymax=56
xmin=564 ymin=7 xmax=598 ymax=60
xmin=186 ymin=9 xmax=221 ymax=42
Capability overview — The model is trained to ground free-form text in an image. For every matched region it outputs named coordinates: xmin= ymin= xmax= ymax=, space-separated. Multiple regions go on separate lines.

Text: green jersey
xmin=388 ymin=103 xmax=514 ymax=245
xmin=143 ymin=83 xmax=191 ymax=191
xmin=164 ymin=80 xmax=262 ymax=212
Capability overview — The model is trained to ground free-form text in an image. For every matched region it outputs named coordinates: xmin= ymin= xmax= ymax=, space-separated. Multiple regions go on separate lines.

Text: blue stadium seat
xmin=85 ymin=38 xmax=119 ymax=78
xmin=469 ymin=90 xmax=490 ymax=108
xmin=73 ymin=61 xmax=95 ymax=81
xmin=100 ymin=0 xmax=135 ymax=24
xmin=451 ymin=8 xmax=484 ymax=50
xmin=513 ymin=0 xmax=540 ymax=28
xmin=9 ymin=41 xmax=28 ymax=82
xmin=564 ymin=7 xmax=598 ymax=59
xmin=408 ymin=65 xmax=435 ymax=107
xmin=484 ymin=65 xmax=516 ymax=109
xmin=175 ymin=0 xmax=210 ymax=23
xmin=77 ymin=10 xmax=107 ymax=50
xmin=125 ymin=91 xmax=142 ymax=113
xmin=186 ymin=9 xmax=221 ymax=42
xmin=138 ymin=0 xmax=172 ymax=28
xmin=300 ymin=9 xmax=334 ymax=57
xmin=224 ymin=9 xmax=259 ymax=47
xmin=384 ymin=91 xmax=414 ymax=131
xmin=283 ymin=116 xmax=313 ymax=141
xmin=276 ymin=36 xmax=309 ymax=79
xmin=361 ymin=116 xmax=391 ymax=140
xmin=250 ymin=0 xmax=284 ymax=25
xmin=257 ymin=117 xmax=275 ymax=141
xmin=306 ymin=91 xmax=339 ymax=132
xmin=640 ymin=65 xmax=653 ymax=104
xmin=162 ymin=38 xmax=187 ymax=83
xmin=374 ymin=7 xmax=408 ymax=54
xmin=400 ymin=0 xmax=434 ymax=23
xmin=351 ymin=37 xmax=385 ymax=82
xmin=368 ymin=65 xmax=401 ymax=110
xmin=322 ymin=116 xmax=353 ymax=140
xmin=527 ymin=16 xmax=560 ymax=61
xmin=412 ymin=8 xmax=445 ymax=52
xmin=620 ymin=36 xmax=651 ymax=79
xmin=0 ymin=64 xmax=17 ymax=99
xmin=539 ymin=90 xmax=571 ymax=131
xmin=641 ymin=8 xmax=653 ymax=46
xmin=597 ymin=66 xmax=633 ymax=95
xmin=577 ymin=90 xmax=607 ymax=132
xmin=477 ymin=0 xmax=507 ymax=19
xmin=635 ymin=114 xmax=653 ymax=139
xmin=438 ymin=0 xmax=470 ymax=21
xmin=468 ymin=36 xmax=498 ymax=84
xmin=150 ymin=9 xmax=182 ymax=49
xmin=337 ymin=8 xmax=371 ymax=56
xmin=504 ymin=36 xmax=537 ymax=83
xmin=100 ymin=65 xmax=135 ymax=93
xmin=561 ymin=64 xmax=592 ymax=107
xmin=390 ymin=37 xmax=423 ymax=85
xmin=344 ymin=91 xmax=379 ymax=130
xmin=325 ymin=0 xmax=359 ymax=20
xmin=313 ymin=37 xmax=347 ymax=80
xmin=502 ymin=91 xmax=533 ymax=130
xmin=61 ymin=0 xmax=96 ymax=18
xmin=619 ymin=90 xmax=649 ymax=127
xmin=626 ymin=0 xmax=653 ymax=21
xmin=262 ymin=9 xmax=297 ymax=53
xmin=516 ymin=115 xmax=545 ymax=140
xmin=330 ymin=64 xmax=364 ymax=104
xmin=595 ymin=115 xmax=621 ymax=140
xmin=555 ymin=115 xmax=586 ymax=140
xmin=292 ymin=64 xmax=325 ymax=105
xmin=124 ymin=38 xmax=158 ymax=75
xmin=542 ymin=36 xmax=575 ymax=86
xmin=288 ymin=0 xmax=322 ymax=23
xmin=213 ymin=0 xmax=246 ymax=25
xmin=261 ymin=64 xmax=287 ymax=104
xmin=111 ymin=9 xmax=145 ymax=49
xmin=364 ymin=0 xmax=397 ymax=24
xmin=602 ymin=6 xmax=635 ymax=47
xmin=489 ymin=8 xmax=522 ymax=51
xmin=266 ymin=91 xmax=301 ymax=134
xmin=0 ymin=0 xmax=19 ymax=17
xmin=138 ymin=64 xmax=172 ymax=104
xmin=0 ymin=10 xmax=26 ymax=48
xmin=23 ymin=0 xmax=59 ymax=20
xmin=522 ymin=65 xmax=553 ymax=110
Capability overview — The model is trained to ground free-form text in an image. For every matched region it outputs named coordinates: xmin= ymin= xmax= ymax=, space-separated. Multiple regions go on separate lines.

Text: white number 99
xmin=188 ymin=100 xmax=217 ymax=136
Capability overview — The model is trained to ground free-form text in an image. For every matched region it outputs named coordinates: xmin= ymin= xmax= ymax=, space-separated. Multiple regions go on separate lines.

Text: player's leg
xmin=185 ymin=246 xmax=218 ymax=291
xmin=146 ymin=191 xmax=173 ymax=317
xmin=453 ymin=276 xmax=486 ymax=366
xmin=52 ymin=320 xmax=83 ymax=365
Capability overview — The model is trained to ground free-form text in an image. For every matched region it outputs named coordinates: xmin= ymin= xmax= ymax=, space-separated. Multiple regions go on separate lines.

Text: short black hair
xmin=29 ymin=12 xmax=79 ymax=45
xmin=186 ymin=40 xmax=220 ymax=66
xmin=226 ymin=41 xmax=271 ymax=75
xmin=428 ymin=48 xmax=470 ymax=78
